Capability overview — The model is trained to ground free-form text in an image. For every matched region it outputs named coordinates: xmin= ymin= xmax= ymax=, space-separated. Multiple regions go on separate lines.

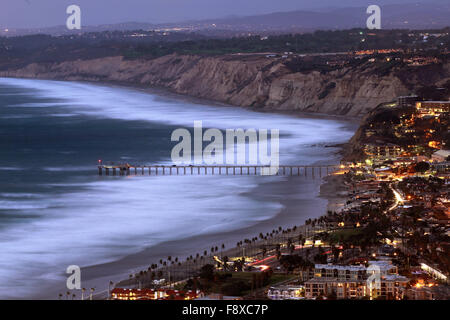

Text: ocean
xmin=0 ymin=78 xmax=355 ymax=299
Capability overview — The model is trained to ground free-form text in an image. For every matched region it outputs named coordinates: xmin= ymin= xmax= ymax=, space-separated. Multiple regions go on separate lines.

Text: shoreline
xmin=102 ymin=79 xmax=363 ymax=123
xmin=0 ymin=76 xmax=363 ymax=124
xmin=319 ymin=174 xmax=349 ymax=214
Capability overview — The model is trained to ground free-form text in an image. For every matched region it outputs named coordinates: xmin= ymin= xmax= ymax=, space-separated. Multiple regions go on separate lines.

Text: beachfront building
xmin=420 ymin=262 xmax=449 ymax=283
xmin=405 ymin=283 xmax=450 ymax=300
xmin=416 ymin=101 xmax=450 ymax=117
xmin=303 ymin=261 xmax=408 ymax=300
xmin=367 ymin=260 xmax=399 ymax=275
xmin=432 ymin=150 xmax=450 ymax=163
xmin=364 ymin=143 xmax=404 ymax=163
xmin=312 ymin=264 xmax=367 ymax=281
xmin=370 ymin=274 xmax=409 ymax=300
xmin=110 ymin=288 xmax=204 ymax=300
xmin=397 ymin=95 xmax=419 ymax=108
xmin=406 ymin=285 xmax=436 ymax=300
xmin=196 ymin=293 xmax=243 ymax=300
xmin=304 ymin=274 xmax=408 ymax=300
xmin=304 ymin=278 xmax=368 ymax=299
xmin=267 ymin=285 xmax=304 ymax=300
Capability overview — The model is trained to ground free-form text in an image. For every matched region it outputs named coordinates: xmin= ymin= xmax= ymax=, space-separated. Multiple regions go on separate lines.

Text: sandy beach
xmin=319 ymin=174 xmax=349 ymax=213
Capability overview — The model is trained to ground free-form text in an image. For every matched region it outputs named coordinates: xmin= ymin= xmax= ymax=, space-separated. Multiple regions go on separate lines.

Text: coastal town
xmin=88 ymin=88 xmax=450 ymax=301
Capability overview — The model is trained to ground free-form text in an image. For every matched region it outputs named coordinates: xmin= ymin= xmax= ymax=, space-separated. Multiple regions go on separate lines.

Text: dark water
xmin=0 ymin=78 xmax=355 ymax=298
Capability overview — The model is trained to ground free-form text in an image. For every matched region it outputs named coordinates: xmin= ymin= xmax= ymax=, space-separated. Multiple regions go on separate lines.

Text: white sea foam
xmin=0 ymin=200 xmax=49 ymax=210
xmin=0 ymin=166 xmax=23 ymax=171
xmin=0 ymin=115 xmax=33 ymax=119
xmin=41 ymin=166 xmax=92 ymax=172
xmin=0 ymin=78 xmax=352 ymax=164
xmin=0 ymin=193 xmax=43 ymax=199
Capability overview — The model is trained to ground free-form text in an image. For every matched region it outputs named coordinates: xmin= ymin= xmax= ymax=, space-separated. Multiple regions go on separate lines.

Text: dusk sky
xmin=0 ymin=0 xmax=444 ymax=28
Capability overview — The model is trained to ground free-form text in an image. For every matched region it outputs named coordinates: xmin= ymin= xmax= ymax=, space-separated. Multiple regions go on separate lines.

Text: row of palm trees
xmin=126 ymin=243 xmax=229 ymax=288
xmin=124 ymin=220 xmax=335 ymax=291
xmin=58 ymin=287 xmax=95 ymax=300
xmin=58 ymin=213 xmax=352 ymax=300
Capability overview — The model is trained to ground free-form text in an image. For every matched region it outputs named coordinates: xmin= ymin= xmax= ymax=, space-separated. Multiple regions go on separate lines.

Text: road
xmin=387 ymin=183 xmax=404 ymax=212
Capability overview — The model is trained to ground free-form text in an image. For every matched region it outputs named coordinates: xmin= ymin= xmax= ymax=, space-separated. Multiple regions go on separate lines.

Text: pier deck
xmin=98 ymin=164 xmax=343 ymax=178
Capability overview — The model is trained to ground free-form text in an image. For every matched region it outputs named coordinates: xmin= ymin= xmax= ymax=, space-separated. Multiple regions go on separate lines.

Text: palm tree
xmin=298 ymin=234 xmax=304 ymax=245
xmin=129 ymin=274 xmax=134 ymax=286
xmin=223 ymin=256 xmax=229 ymax=271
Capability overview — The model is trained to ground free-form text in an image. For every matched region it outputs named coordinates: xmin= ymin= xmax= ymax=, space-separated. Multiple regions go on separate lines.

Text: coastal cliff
xmin=1 ymin=54 xmax=449 ymax=117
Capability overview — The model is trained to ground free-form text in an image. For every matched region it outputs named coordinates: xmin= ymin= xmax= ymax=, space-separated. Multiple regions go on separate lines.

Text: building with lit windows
xmin=364 ymin=143 xmax=404 ymax=162
xmin=267 ymin=285 xmax=304 ymax=300
xmin=312 ymin=264 xmax=367 ymax=281
xmin=305 ymin=278 xmax=368 ymax=299
xmin=369 ymin=274 xmax=409 ymax=300
xmin=397 ymin=95 xmax=419 ymax=108
xmin=416 ymin=101 xmax=450 ymax=117
xmin=405 ymin=282 xmax=450 ymax=300
xmin=303 ymin=261 xmax=408 ymax=300
xmin=432 ymin=150 xmax=450 ymax=163
xmin=110 ymin=288 xmax=204 ymax=300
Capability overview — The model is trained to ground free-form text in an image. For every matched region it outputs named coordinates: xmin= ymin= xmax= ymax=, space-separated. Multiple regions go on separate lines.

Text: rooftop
xmin=433 ymin=150 xmax=450 ymax=158
xmin=315 ymin=264 xmax=366 ymax=272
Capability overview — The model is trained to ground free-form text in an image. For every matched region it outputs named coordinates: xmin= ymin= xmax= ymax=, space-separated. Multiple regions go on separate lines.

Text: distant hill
xmin=169 ymin=3 xmax=450 ymax=31
xmin=0 ymin=22 xmax=157 ymax=37
xmin=1 ymin=2 xmax=449 ymax=37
